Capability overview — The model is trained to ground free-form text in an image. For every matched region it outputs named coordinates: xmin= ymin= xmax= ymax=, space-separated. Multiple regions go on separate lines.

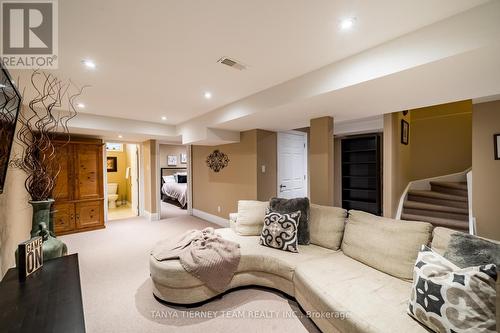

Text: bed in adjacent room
xmin=161 ymin=168 xmax=188 ymax=208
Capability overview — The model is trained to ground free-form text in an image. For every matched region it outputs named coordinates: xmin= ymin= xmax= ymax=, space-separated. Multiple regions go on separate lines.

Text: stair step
xmin=403 ymin=200 xmax=469 ymax=215
xmin=430 ymin=181 xmax=468 ymax=190
xmin=407 ymin=190 xmax=468 ymax=209
xmin=403 ymin=208 xmax=468 ymax=221
xmin=430 ymin=181 xmax=468 ymax=197
xmin=401 ymin=213 xmax=469 ymax=231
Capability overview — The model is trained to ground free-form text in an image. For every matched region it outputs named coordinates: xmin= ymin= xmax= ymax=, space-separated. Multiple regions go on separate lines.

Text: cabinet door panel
xmin=52 ymin=144 xmax=73 ymax=201
xmin=53 ymin=203 xmax=75 ymax=234
xmin=75 ymin=144 xmax=103 ymax=200
xmin=75 ymin=201 xmax=103 ymax=229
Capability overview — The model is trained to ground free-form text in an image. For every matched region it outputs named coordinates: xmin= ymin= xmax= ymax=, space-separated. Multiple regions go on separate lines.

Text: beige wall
xmin=192 ymin=130 xmax=257 ymax=218
xmin=142 ymin=140 xmax=158 ymax=215
xmin=257 ymin=130 xmax=277 ymax=201
xmin=383 ymin=112 xmax=411 ymax=218
xmin=0 ymin=139 xmax=32 ymax=278
xmin=159 ymin=144 xmax=187 ymax=168
xmin=309 ymin=117 xmax=334 ymax=206
xmin=107 ymin=150 xmax=128 ymax=203
xmin=472 ymin=101 xmax=500 ymax=240
xmin=409 ymin=101 xmax=472 ymax=180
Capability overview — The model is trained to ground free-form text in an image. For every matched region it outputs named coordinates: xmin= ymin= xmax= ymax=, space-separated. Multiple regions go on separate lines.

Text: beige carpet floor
xmin=160 ymin=201 xmax=188 ymax=219
xmin=60 ymin=215 xmax=319 ymax=333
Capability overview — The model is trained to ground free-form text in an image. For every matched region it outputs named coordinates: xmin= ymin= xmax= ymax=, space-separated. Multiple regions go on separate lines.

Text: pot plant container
xmin=29 ymin=200 xmax=67 ymax=260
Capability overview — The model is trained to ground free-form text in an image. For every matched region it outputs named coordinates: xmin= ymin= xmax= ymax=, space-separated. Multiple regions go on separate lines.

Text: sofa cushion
xmin=408 ymin=246 xmax=497 ymax=333
xmin=150 ymin=228 xmax=336 ymax=290
xmin=294 ymin=254 xmax=428 ymax=333
xmin=235 ymin=200 xmax=268 ymax=235
xmin=269 ymin=197 xmax=310 ymax=245
xmin=430 ymin=227 xmax=457 ymax=255
xmin=217 ymin=228 xmax=334 ymax=280
xmin=260 ymin=210 xmax=300 ymax=253
xmin=341 ymin=210 xmax=433 ymax=280
xmin=309 ymin=204 xmax=346 ymax=250
xmin=348 ymin=209 xmax=403 ymax=224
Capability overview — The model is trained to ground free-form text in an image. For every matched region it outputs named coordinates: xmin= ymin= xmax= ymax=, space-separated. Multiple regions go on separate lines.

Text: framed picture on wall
xmin=401 ymin=119 xmax=409 ymax=145
xmin=167 ymin=155 xmax=177 ymax=166
xmin=495 ymin=134 xmax=500 ymax=160
xmin=107 ymin=156 xmax=117 ymax=172
xmin=180 ymin=153 xmax=187 ymax=164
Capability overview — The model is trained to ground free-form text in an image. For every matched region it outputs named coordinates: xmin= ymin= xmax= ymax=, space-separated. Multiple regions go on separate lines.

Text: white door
xmin=277 ymin=131 xmax=308 ymax=199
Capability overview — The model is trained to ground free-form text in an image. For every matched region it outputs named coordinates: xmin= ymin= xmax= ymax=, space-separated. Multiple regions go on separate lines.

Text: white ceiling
xmin=11 ymin=0 xmax=489 ymax=128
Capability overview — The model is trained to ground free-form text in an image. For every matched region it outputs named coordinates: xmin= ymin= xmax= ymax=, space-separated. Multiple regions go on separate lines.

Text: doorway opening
xmin=105 ymin=142 xmax=140 ymax=221
xmin=159 ymin=143 xmax=189 ymax=219
xmin=277 ymin=131 xmax=308 ymax=199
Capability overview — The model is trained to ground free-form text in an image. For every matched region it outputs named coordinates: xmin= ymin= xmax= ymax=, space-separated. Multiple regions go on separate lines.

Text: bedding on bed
xmin=162 ymin=181 xmax=187 ymax=207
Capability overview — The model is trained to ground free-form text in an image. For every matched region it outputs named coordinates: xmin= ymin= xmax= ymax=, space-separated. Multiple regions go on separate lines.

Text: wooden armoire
xmin=52 ymin=137 xmax=105 ymax=235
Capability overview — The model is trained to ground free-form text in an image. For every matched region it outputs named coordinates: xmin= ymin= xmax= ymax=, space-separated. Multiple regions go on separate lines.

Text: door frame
xmin=276 ymin=130 xmax=308 ymax=198
xmin=103 ymin=142 xmax=143 ymax=222
xmin=156 ymin=142 xmax=193 ymax=220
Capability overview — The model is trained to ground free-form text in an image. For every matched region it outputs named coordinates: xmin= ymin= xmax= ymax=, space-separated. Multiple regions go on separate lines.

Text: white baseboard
xmin=192 ymin=209 xmax=229 ymax=228
xmin=142 ymin=210 xmax=160 ymax=221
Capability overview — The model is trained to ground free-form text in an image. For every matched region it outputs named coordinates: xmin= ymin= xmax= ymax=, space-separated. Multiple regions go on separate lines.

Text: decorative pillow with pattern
xmin=408 ymin=245 xmax=497 ymax=333
xmin=259 ymin=209 xmax=300 ymax=253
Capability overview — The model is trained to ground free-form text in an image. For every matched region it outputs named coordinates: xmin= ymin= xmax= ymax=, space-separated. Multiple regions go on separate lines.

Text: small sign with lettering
xmin=18 ymin=237 xmax=43 ymax=281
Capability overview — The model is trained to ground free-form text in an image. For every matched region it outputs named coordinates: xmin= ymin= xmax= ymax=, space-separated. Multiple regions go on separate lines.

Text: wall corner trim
xmin=192 ymin=209 xmax=230 ymax=228
xmin=142 ymin=210 xmax=160 ymax=221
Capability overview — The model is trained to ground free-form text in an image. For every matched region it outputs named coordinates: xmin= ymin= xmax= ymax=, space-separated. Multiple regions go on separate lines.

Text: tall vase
xmin=28 ymin=200 xmax=68 ymax=262
xmin=29 ymin=200 xmax=54 ymax=237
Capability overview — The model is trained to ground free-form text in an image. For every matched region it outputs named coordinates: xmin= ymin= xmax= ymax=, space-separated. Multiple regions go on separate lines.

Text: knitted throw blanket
xmin=151 ymin=228 xmax=241 ymax=292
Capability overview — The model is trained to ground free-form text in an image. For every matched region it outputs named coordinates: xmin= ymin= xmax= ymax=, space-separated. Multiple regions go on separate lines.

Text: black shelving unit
xmin=341 ymin=134 xmax=381 ymax=215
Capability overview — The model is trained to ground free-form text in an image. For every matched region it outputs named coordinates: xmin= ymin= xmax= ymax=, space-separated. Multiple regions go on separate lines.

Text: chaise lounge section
xmin=150 ymin=203 xmax=497 ymax=333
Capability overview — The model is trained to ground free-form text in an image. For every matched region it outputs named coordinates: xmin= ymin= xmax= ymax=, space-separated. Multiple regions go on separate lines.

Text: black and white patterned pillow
xmin=259 ymin=209 xmax=300 ymax=253
xmin=408 ymin=245 xmax=497 ymax=333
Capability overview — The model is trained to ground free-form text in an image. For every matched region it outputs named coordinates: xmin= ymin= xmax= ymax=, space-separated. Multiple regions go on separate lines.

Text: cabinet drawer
xmin=53 ymin=203 xmax=76 ymax=235
xmin=75 ymin=201 xmax=103 ymax=229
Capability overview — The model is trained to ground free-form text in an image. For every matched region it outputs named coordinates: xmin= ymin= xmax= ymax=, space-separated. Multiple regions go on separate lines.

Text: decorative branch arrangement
xmin=206 ymin=149 xmax=229 ymax=172
xmin=0 ymin=74 xmax=21 ymax=189
xmin=10 ymin=70 xmax=86 ymax=201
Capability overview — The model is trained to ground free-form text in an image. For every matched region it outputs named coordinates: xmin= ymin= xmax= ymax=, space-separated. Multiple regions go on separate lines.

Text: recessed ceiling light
xmin=76 ymin=103 xmax=85 ymax=109
xmin=118 ymin=134 xmax=123 ymax=139
xmin=204 ymin=91 xmax=212 ymax=99
xmin=82 ymin=59 xmax=96 ymax=69
xmin=340 ymin=17 xmax=356 ymax=30
xmin=161 ymin=116 xmax=167 ymax=121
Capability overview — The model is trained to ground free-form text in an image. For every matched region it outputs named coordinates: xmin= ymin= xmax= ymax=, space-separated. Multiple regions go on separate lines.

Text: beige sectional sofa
xmin=150 ymin=203 xmax=497 ymax=333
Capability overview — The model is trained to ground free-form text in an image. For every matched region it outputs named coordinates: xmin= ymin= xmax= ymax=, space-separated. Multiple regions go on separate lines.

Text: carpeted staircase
xmin=401 ymin=181 xmax=469 ymax=231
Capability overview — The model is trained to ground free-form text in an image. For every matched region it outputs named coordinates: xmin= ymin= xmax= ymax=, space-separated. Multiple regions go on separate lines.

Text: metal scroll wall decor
xmin=206 ymin=150 xmax=229 ymax=172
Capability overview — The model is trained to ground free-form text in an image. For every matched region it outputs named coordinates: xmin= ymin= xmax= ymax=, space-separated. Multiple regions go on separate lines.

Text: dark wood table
xmin=0 ymin=254 xmax=86 ymax=333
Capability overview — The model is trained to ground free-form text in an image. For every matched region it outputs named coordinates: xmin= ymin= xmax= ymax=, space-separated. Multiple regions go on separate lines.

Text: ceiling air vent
xmin=217 ymin=57 xmax=246 ymax=71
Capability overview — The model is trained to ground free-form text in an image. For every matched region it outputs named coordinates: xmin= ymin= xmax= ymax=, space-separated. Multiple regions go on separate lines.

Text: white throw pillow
xmin=235 ymin=200 xmax=268 ymax=236
xmin=162 ymin=175 xmax=175 ymax=183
